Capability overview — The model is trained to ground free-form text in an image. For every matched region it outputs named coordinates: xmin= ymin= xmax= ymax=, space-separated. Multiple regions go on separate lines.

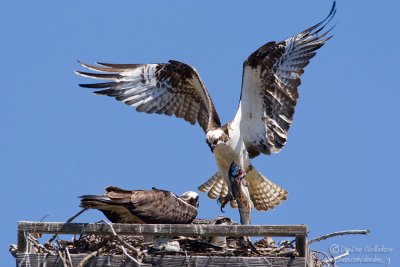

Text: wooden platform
xmin=15 ymin=221 xmax=311 ymax=267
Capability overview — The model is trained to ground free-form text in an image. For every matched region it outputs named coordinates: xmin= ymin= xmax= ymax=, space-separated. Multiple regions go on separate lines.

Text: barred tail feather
xmin=246 ymin=168 xmax=288 ymax=211
xmin=198 ymin=172 xmax=225 ymax=199
xmin=208 ymin=176 xmax=225 ymax=199
xmin=198 ymin=172 xmax=238 ymax=208
xmin=198 ymin=169 xmax=287 ymax=211
xmin=198 ymin=172 xmax=218 ymax=193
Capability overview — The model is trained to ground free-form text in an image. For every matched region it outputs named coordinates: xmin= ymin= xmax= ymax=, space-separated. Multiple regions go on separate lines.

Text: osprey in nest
xmin=80 ymin=186 xmax=199 ymax=224
xmin=76 ymin=3 xmax=336 ymax=212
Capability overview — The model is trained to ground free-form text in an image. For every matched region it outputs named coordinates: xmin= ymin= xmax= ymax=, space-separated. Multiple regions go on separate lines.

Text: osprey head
xmin=180 ymin=191 xmax=199 ymax=208
xmin=205 ymin=128 xmax=229 ymax=152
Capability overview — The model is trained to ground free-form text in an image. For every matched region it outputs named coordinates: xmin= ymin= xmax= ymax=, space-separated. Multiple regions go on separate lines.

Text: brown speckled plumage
xmin=80 ymin=186 xmax=198 ymax=224
xmin=77 ymin=60 xmax=220 ymax=132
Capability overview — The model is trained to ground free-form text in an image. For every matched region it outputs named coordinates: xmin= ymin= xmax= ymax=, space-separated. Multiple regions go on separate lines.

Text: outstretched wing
xmin=231 ymin=2 xmax=336 ymax=158
xmin=76 ymin=60 xmax=220 ymax=132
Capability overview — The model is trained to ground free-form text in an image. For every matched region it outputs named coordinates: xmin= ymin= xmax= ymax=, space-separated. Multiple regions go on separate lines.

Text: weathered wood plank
xmin=15 ymin=253 xmax=148 ymax=267
xmin=16 ymin=253 xmax=305 ymax=267
xmin=144 ymin=255 xmax=306 ymax=267
xmin=18 ymin=221 xmax=307 ymax=237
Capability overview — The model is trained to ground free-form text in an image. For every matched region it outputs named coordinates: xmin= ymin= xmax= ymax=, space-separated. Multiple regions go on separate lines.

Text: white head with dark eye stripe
xmin=180 ymin=191 xmax=199 ymax=208
xmin=206 ymin=129 xmax=229 ymax=152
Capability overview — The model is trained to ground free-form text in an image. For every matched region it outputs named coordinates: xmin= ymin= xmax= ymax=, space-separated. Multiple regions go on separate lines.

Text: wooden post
xmin=296 ymin=234 xmax=307 ymax=257
xmin=17 ymin=229 xmax=27 ymax=253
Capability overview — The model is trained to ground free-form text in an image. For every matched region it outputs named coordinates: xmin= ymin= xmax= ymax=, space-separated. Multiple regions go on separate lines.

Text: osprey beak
xmin=206 ymin=140 xmax=214 ymax=153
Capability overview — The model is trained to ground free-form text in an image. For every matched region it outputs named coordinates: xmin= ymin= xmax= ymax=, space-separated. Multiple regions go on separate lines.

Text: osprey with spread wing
xmin=76 ymin=3 xmax=336 ymax=212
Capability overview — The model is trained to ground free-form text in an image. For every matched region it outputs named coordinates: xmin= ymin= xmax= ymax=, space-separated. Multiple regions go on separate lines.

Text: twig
xmin=77 ymin=247 xmax=106 ymax=267
xmin=323 ymin=250 xmax=350 ymax=264
xmin=99 ymin=220 xmax=140 ymax=253
xmin=56 ymin=239 xmax=73 ymax=267
xmin=276 ymin=249 xmax=299 ymax=257
xmin=57 ymin=249 xmax=69 ymax=267
xmin=121 ymin=244 xmax=142 ymax=265
xmin=311 ymin=250 xmax=335 ymax=267
xmin=47 ymin=208 xmax=88 ymax=244
xmin=246 ymin=237 xmax=261 ymax=255
xmin=26 ymin=233 xmax=55 ymax=254
xmin=100 ymin=220 xmax=143 ymax=265
xmin=65 ymin=247 xmax=73 ymax=267
xmin=270 ymin=239 xmax=295 ymax=254
xmin=40 ymin=215 xmax=50 ymax=222
xmin=308 ymin=230 xmax=370 ymax=245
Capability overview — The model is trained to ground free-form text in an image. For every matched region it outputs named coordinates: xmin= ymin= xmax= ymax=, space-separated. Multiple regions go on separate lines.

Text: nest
xmin=29 ymin=230 xmax=298 ymax=258
xmin=9 ymin=217 xmax=369 ymax=267
xmin=12 ymin=218 xmax=301 ymax=267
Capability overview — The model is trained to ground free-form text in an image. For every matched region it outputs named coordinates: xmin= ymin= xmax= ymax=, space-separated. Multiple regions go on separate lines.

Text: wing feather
xmin=85 ymin=187 xmax=199 ymax=224
xmin=76 ymin=60 xmax=221 ymax=132
xmin=232 ymin=2 xmax=336 ymax=157
xmin=127 ymin=190 xmax=197 ymax=224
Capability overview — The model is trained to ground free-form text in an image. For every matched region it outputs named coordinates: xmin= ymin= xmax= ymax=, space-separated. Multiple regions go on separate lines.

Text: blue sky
xmin=2 ymin=0 xmax=398 ymax=266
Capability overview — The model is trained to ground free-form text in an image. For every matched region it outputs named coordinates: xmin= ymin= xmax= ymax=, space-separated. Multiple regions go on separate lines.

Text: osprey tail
xmin=198 ymin=172 xmax=238 ymax=208
xmin=79 ymin=192 xmax=142 ymax=223
xmin=245 ymin=168 xmax=288 ymax=211
xmin=79 ymin=195 xmax=114 ymax=209
xmin=198 ymin=168 xmax=288 ymax=211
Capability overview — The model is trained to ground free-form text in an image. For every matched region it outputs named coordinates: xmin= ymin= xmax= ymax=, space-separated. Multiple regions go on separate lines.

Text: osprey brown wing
xmin=128 ymin=189 xmax=198 ymax=224
xmin=80 ymin=186 xmax=197 ymax=224
xmin=76 ymin=60 xmax=221 ymax=132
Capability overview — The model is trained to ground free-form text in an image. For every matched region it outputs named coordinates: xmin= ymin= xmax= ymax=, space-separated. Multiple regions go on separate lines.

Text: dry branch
xmin=100 ymin=220 xmax=143 ymax=265
xmin=308 ymin=230 xmax=370 ymax=245
xmin=56 ymin=249 xmax=69 ymax=267
xmin=26 ymin=233 xmax=54 ymax=254
xmin=77 ymin=247 xmax=106 ymax=267
xmin=47 ymin=208 xmax=87 ymax=244
xmin=322 ymin=250 xmax=350 ymax=264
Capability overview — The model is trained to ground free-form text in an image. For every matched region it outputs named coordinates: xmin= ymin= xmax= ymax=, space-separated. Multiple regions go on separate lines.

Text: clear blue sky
xmin=2 ymin=1 xmax=398 ymax=266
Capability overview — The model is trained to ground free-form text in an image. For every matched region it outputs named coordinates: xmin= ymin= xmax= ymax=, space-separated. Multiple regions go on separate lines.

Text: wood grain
xmin=18 ymin=221 xmax=307 ymax=237
xmin=16 ymin=253 xmax=306 ymax=267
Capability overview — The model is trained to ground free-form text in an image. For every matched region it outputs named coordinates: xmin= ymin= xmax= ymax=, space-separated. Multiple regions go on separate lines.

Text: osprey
xmin=80 ymin=186 xmax=199 ymax=224
xmin=76 ymin=2 xmax=336 ymax=212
